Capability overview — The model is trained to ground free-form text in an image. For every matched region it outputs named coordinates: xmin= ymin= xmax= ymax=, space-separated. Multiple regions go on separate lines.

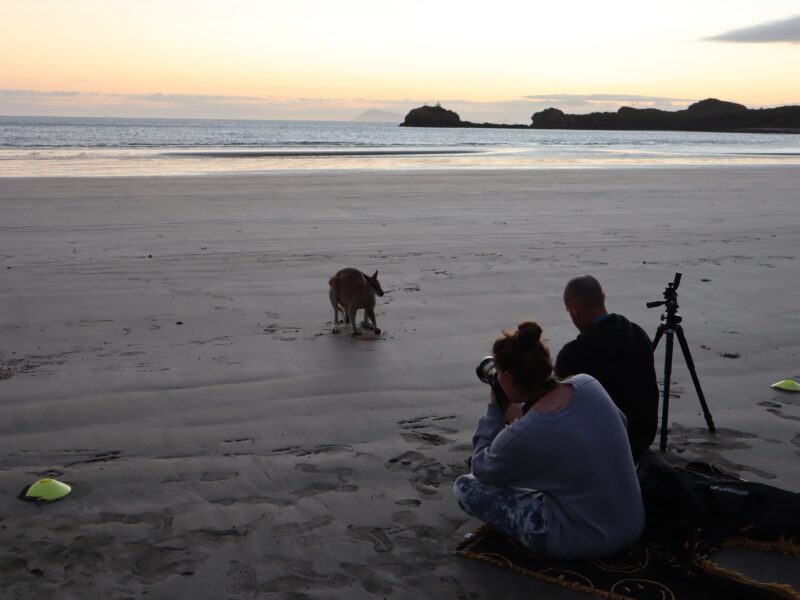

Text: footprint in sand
xmin=758 ymin=401 xmax=782 ymax=408
xmin=394 ymin=498 xmax=422 ymax=507
xmin=400 ymin=420 xmax=459 ymax=436
xmin=398 ymin=415 xmax=459 ymax=440
xmin=211 ymin=495 xmax=292 ymax=507
xmin=162 ymin=470 xmax=238 ymax=483
xmin=260 ymin=570 xmax=354 ymax=593
xmin=162 ymin=473 xmax=191 ymax=483
xmin=226 ymin=561 xmax=259 ymax=597
xmin=346 ymin=525 xmax=393 ymax=552
xmin=292 ymin=481 xmax=358 ymax=497
xmin=291 ymin=461 xmax=362 ymax=497
xmin=791 ymin=434 xmax=800 ymax=457
xmin=36 ymin=468 xmax=65 ymax=478
xmin=383 ymin=515 xmax=455 ymax=564
xmin=340 ymin=562 xmax=394 ymax=595
xmin=271 ymin=515 xmax=334 ymax=537
xmin=767 ymin=408 xmax=800 ymax=423
xmin=450 ymin=443 xmax=473 ymax=453
xmin=132 ymin=545 xmax=209 ymax=583
xmin=62 ymin=449 xmax=121 ymax=468
xmin=262 ymin=322 xmax=301 ymax=341
xmin=200 ymin=470 xmax=239 ymax=482
xmin=294 ymin=463 xmax=352 ymax=476
xmin=188 ymin=528 xmax=248 ymax=544
xmin=272 ymin=444 xmax=353 ymax=457
xmin=387 ymin=451 xmax=466 ymax=499
xmin=388 ymin=450 xmax=426 ymax=466
xmin=399 ymin=430 xmax=451 ymax=446
xmin=99 ymin=511 xmax=174 ymax=539
xmin=38 ymin=535 xmax=111 ymax=576
xmin=226 ymin=559 xmax=354 ymax=596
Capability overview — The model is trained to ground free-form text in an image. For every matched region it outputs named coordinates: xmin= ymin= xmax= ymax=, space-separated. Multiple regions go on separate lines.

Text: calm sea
xmin=1 ymin=116 xmax=799 ymax=177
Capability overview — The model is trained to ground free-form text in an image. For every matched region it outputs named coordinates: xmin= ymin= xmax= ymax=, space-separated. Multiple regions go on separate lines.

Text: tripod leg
xmin=674 ymin=325 xmax=716 ymax=433
xmin=652 ymin=324 xmax=665 ymax=350
xmin=660 ymin=329 xmax=674 ymax=451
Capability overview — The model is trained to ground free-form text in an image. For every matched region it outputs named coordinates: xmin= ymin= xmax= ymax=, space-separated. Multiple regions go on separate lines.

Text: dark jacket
xmin=555 ymin=313 xmax=658 ymax=461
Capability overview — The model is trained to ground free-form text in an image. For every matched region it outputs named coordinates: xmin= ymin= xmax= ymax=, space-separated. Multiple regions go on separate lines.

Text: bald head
xmin=564 ymin=275 xmax=607 ymax=331
xmin=564 ymin=275 xmax=605 ymax=309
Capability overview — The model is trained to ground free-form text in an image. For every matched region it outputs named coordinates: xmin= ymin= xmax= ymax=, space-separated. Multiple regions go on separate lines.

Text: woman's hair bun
xmin=517 ymin=321 xmax=543 ymax=343
xmin=492 ymin=319 xmax=553 ymax=388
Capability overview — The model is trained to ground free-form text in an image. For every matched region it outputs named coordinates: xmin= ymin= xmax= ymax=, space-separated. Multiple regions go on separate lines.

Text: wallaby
xmin=329 ymin=268 xmax=384 ymax=335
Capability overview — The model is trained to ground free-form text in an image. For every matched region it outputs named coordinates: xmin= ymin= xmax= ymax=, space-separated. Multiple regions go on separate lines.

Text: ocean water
xmin=1 ymin=116 xmax=799 ymax=177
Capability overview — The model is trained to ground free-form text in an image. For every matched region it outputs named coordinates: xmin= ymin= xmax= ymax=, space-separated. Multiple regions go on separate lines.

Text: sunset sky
xmin=2 ymin=0 xmax=799 ymax=121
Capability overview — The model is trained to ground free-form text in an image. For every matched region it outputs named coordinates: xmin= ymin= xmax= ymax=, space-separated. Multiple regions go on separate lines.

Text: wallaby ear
xmin=372 ymin=270 xmax=379 ymax=279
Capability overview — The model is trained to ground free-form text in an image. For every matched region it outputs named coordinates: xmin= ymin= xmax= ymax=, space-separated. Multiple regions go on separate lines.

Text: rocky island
xmin=400 ymin=104 xmax=529 ymax=129
xmin=401 ymin=99 xmax=800 ymax=133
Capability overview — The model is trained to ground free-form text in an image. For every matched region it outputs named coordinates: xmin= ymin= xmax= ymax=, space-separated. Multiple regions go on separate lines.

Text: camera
xmin=476 ymin=356 xmax=509 ymax=408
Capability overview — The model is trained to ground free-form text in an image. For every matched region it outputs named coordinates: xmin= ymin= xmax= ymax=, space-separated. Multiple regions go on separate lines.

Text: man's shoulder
xmin=557 ymin=337 xmax=585 ymax=359
xmin=617 ymin=315 xmax=654 ymax=346
xmin=602 ymin=313 xmax=652 ymax=342
xmin=554 ymin=337 xmax=589 ymax=377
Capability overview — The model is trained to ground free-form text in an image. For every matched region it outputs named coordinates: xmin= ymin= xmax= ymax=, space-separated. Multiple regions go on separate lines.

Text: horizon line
xmin=4 ymin=97 xmax=800 ymax=126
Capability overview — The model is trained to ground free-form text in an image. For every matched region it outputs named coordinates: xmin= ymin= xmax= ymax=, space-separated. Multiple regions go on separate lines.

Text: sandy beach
xmin=1 ymin=167 xmax=799 ymax=599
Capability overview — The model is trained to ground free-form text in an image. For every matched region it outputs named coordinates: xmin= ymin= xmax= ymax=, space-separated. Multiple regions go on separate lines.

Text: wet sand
xmin=1 ymin=167 xmax=799 ymax=598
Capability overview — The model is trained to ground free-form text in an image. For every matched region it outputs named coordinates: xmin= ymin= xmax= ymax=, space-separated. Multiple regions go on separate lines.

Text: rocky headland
xmin=531 ymin=99 xmax=800 ymax=133
xmin=401 ymin=99 xmax=800 ymax=133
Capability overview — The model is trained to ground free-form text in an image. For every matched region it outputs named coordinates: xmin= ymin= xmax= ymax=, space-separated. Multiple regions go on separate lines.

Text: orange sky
xmin=2 ymin=1 xmax=798 ymax=120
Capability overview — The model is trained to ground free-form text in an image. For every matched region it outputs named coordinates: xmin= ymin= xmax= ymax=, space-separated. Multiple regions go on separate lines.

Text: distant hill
xmin=351 ymin=109 xmax=404 ymax=123
xmin=530 ymin=98 xmax=800 ymax=133
xmin=399 ymin=99 xmax=800 ymax=133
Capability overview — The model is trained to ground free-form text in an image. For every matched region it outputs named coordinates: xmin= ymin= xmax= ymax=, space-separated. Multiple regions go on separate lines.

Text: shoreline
xmin=3 ymin=160 xmax=800 ymax=179
xmin=402 ymin=124 xmax=800 ymax=134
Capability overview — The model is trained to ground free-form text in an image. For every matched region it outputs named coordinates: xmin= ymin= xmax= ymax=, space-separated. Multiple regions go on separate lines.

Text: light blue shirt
xmin=470 ymin=374 xmax=645 ymax=558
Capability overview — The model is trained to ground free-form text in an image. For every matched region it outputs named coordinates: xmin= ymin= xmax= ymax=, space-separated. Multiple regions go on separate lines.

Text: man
xmin=555 ymin=275 xmax=658 ymax=461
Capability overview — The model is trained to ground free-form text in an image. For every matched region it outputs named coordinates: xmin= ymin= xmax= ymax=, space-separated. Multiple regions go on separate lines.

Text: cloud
xmin=523 ymin=93 xmax=692 ymax=105
xmin=519 ymin=94 xmax=695 ymax=115
xmin=0 ymin=88 xmax=400 ymax=120
xmin=705 ymin=14 xmax=800 ymax=43
xmin=127 ymin=92 xmax=267 ymax=102
xmin=0 ymin=89 xmax=88 ymax=98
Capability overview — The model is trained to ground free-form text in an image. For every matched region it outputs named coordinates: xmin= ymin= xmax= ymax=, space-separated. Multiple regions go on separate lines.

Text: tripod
xmin=648 ymin=272 xmax=715 ymax=451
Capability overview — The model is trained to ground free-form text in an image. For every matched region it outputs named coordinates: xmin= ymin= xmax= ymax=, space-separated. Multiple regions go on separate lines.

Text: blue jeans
xmin=453 ymin=474 xmax=548 ymax=553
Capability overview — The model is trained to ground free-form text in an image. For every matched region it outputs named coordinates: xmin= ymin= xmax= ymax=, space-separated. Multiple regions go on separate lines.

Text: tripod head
xmin=647 ymin=272 xmax=681 ymax=312
xmin=647 ymin=272 xmax=683 ymax=326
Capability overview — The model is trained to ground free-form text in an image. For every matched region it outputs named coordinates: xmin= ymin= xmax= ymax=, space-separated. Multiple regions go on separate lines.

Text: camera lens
xmin=476 ymin=356 xmax=496 ymax=384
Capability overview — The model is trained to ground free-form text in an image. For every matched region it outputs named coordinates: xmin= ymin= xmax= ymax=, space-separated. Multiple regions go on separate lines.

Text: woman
xmin=453 ymin=321 xmax=645 ymax=559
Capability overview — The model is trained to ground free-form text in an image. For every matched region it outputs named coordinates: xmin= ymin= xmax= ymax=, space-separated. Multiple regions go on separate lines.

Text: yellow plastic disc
xmin=771 ymin=379 xmax=800 ymax=392
xmin=24 ymin=478 xmax=72 ymax=501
